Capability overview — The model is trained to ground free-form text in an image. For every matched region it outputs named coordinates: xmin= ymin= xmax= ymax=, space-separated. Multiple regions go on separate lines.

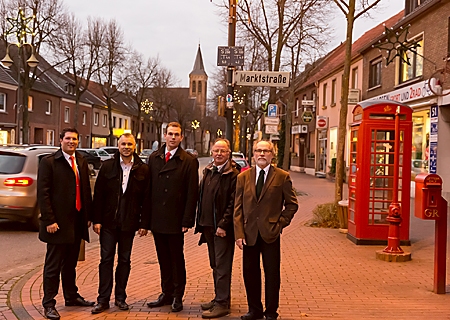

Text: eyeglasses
xmin=254 ymin=149 xmax=272 ymax=154
xmin=212 ymin=149 xmax=229 ymax=154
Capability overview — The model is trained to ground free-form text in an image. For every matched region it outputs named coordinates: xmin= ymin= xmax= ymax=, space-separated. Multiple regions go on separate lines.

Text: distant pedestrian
xmin=145 ymin=122 xmax=199 ymax=313
xmin=91 ymin=133 xmax=150 ymax=314
xmin=38 ymin=128 xmax=94 ymax=320
xmin=195 ymin=138 xmax=239 ymax=318
xmin=234 ymin=140 xmax=298 ymax=320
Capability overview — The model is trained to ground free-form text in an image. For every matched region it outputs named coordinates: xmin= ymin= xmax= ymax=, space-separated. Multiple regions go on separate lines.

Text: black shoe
xmin=241 ymin=312 xmax=264 ymax=320
xmin=91 ymin=302 xmax=110 ymax=314
xmin=44 ymin=306 xmax=60 ymax=320
xmin=65 ymin=297 xmax=95 ymax=307
xmin=171 ymin=297 xmax=183 ymax=312
xmin=265 ymin=316 xmax=278 ymax=320
xmin=115 ymin=300 xmax=129 ymax=310
xmin=147 ymin=293 xmax=172 ymax=308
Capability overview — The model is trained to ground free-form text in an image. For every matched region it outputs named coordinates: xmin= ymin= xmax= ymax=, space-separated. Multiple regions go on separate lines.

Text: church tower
xmin=189 ymin=45 xmax=208 ymax=119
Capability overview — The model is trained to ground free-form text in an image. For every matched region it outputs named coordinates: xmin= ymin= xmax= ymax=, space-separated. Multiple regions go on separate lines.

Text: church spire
xmin=190 ymin=44 xmax=207 ymax=77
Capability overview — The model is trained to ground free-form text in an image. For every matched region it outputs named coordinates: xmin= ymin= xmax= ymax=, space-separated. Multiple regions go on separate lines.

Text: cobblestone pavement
xmin=2 ymin=172 xmax=450 ymax=319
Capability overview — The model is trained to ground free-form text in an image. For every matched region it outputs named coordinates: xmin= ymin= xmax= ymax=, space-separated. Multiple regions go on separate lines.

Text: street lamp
xmin=1 ymin=7 xmax=39 ymax=144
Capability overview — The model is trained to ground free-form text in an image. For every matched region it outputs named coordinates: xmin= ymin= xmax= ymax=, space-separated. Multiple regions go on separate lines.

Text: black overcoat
xmin=92 ymin=152 xmax=150 ymax=231
xmin=144 ymin=145 xmax=199 ymax=234
xmin=37 ymin=149 xmax=92 ymax=244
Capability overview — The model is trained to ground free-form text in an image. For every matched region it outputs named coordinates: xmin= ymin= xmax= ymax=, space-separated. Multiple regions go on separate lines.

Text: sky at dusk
xmin=63 ymin=0 xmax=405 ymax=88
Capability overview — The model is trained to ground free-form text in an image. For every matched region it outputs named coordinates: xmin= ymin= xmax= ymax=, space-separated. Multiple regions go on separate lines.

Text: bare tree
xmin=332 ymin=0 xmax=382 ymax=204
xmin=1 ymin=0 xmax=65 ymax=143
xmin=95 ymin=19 xmax=128 ymax=145
xmin=51 ymin=14 xmax=105 ymax=128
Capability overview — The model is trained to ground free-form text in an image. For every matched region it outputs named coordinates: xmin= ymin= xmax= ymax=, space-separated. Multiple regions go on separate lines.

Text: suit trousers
xmin=42 ymin=214 xmax=83 ymax=308
xmin=97 ymin=226 xmax=135 ymax=303
xmin=203 ymin=226 xmax=235 ymax=307
xmin=242 ymin=233 xmax=280 ymax=318
xmin=152 ymin=231 xmax=186 ymax=298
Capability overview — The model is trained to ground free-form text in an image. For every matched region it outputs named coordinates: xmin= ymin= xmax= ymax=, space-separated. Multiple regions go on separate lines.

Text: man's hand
xmin=138 ymin=229 xmax=148 ymax=237
xmin=46 ymin=223 xmax=59 ymax=233
xmin=182 ymin=227 xmax=189 ymax=233
xmin=236 ymin=238 xmax=246 ymax=250
xmin=216 ymin=227 xmax=226 ymax=237
xmin=93 ymin=224 xmax=101 ymax=235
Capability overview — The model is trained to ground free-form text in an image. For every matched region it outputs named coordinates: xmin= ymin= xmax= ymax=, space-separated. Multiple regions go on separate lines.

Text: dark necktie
xmin=256 ymin=169 xmax=265 ymax=199
xmin=165 ymin=152 xmax=171 ymax=163
xmin=212 ymin=165 xmax=218 ymax=173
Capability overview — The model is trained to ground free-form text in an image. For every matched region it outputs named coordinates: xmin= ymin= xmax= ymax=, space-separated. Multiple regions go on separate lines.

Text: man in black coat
xmin=38 ymin=128 xmax=94 ymax=320
xmin=91 ymin=133 xmax=150 ymax=314
xmin=145 ymin=122 xmax=199 ymax=313
xmin=195 ymin=138 xmax=239 ymax=319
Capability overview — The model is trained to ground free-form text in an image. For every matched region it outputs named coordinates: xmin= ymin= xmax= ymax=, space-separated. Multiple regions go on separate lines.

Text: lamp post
xmin=1 ymin=8 xmax=39 ymax=144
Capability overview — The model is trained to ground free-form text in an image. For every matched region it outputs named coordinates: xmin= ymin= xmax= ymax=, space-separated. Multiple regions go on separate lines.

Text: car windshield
xmin=97 ymin=150 xmax=109 ymax=156
xmin=0 ymin=152 xmax=27 ymax=174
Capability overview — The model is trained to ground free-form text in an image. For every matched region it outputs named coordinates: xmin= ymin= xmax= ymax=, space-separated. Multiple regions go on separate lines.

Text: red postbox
xmin=348 ymin=100 xmax=412 ymax=245
xmin=415 ymin=173 xmax=447 ymax=294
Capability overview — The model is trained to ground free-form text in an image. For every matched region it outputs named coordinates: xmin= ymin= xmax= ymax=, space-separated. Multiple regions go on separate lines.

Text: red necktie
xmin=165 ymin=152 xmax=171 ymax=163
xmin=70 ymin=156 xmax=82 ymax=211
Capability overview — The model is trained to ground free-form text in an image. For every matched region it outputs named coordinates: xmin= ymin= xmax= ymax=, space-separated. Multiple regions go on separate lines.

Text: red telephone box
xmin=348 ymin=100 xmax=413 ymax=245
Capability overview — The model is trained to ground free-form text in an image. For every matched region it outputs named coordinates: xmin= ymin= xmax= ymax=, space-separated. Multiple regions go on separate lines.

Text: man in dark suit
xmin=195 ymin=138 xmax=239 ymax=318
xmin=91 ymin=133 xmax=150 ymax=314
xmin=234 ymin=140 xmax=298 ymax=320
xmin=38 ymin=128 xmax=95 ymax=320
xmin=145 ymin=122 xmax=199 ymax=313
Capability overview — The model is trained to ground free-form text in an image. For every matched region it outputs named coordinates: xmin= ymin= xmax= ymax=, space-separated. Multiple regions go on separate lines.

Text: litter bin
xmin=337 ymin=199 xmax=349 ymax=233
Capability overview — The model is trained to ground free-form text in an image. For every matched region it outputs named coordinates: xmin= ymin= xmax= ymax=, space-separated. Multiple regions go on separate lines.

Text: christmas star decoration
xmin=373 ymin=25 xmax=421 ymax=66
xmin=5 ymin=8 xmax=34 ymax=44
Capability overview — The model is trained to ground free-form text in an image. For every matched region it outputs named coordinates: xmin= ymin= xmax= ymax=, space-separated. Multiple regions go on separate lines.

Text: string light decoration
xmin=140 ymin=99 xmax=153 ymax=114
xmin=217 ymin=128 xmax=223 ymax=137
xmin=5 ymin=7 xmax=35 ymax=45
xmin=373 ymin=25 xmax=421 ymax=66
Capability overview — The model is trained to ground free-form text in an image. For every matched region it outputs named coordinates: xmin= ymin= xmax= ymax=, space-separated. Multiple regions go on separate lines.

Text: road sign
xmin=268 ymin=104 xmax=277 ymax=117
xmin=316 ymin=116 xmax=328 ymax=129
xmin=226 ymin=94 xmax=233 ymax=102
xmin=217 ymin=46 xmax=244 ymax=66
xmin=265 ymin=125 xmax=278 ymax=134
xmin=226 ymin=102 xmax=234 ymax=108
xmin=264 ymin=117 xmax=279 ymax=125
xmin=301 ymin=100 xmax=315 ymax=106
xmin=235 ymin=71 xmax=290 ymax=88
xmin=302 ymin=111 xmax=313 ymax=123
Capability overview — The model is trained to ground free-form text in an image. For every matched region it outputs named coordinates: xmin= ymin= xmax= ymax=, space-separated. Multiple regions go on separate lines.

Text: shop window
xmin=0 ymin=93 xmax=6 ymax=112
xmin=369 ymin=58 xmax=382 ymax=88
xmin=399 ymin=38 xmax=423 ymax=84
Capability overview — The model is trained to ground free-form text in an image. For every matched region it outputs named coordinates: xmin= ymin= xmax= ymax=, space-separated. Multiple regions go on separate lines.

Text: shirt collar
xmin=164 ymin=147 xmax=178 ymax=157
xmin=62 ymin=150 xmax=75 ymax=161
xmin=120 ymin=155 xmax=134 ymax=166
xmin=212 ymin=160 xmax=228 ymax=172
xmin=256 ymin=164 xmax=270 ymax=177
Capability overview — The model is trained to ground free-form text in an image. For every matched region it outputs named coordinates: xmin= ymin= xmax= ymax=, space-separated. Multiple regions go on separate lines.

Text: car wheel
xmin=28 ymin=206 xmax=40 ymax=232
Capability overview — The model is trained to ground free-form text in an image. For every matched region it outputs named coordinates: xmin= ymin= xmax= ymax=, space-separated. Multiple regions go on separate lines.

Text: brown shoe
xmin=202 ymin=305 xmax=230 ymax=318
xmin=201 ymin=300 xmax=215 ymax=310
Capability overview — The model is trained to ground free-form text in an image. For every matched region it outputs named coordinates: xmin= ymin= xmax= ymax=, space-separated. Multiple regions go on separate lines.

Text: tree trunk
xmin=334 ymin=0 xmax=355 ymax=204
xmin=283 ymin=85 xmax=294 ymax=170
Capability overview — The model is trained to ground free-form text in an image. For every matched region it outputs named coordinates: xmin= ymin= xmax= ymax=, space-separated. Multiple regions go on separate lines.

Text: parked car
xmin=78 ymin=148 xmax=111 ymax=162
xmin=233 ymin=158 xmax=250 ymax=173
xmin=232 ymin=152 xmax=245 ymax=159
xmin=0 ymin=146 xmax=58 ymax=231
xmin=139 ymin=149 xmax=154 ymax=163
xmin=186 ymin=148 xmax=199 ymax=158
xmin=76 ymin=150 xmax=102 ymax=172
xmin=99 ymin=146 xmax=119 ymax=156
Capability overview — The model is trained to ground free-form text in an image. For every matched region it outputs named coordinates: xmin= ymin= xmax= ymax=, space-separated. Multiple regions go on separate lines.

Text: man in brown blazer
xmin=234 ymin=140 xmax=298 ymax=320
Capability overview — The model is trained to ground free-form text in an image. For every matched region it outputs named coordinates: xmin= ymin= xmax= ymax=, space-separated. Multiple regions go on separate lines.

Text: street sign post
xmin=217 ymin=46 xmax=244 ymax=66
xmin=268 ymin=104 xmax=277 ymax=117
xmin=235 ymin=71 xmax=290 ymax=88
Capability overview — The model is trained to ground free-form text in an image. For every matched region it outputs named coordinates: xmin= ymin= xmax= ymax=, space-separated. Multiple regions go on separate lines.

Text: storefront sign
xmin=302 ymin=111 xmax=313 ymax=123
xmin=316 ymin=116 xmax=328 ymax=129
xmin=291 ymin=125 xmax=301 ymax=134
xmin=348 ymin=89 xmax=360 ymax=104
xmin=369 ymin=79 xmax=435 ymax=103
xmin=265 ymin=125 xmax=278 ymax=134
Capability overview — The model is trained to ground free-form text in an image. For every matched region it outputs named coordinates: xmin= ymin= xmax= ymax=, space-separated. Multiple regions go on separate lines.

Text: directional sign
xmin=217 ymin=46 xmax=244 ymax=66
xmin=301 ymin=100 xmax=315 ymax=106
xmin=268 ymin=104 xmax=277 ymax=117
xmin=265 ymin=125 xmax=278 ymax=134
xmin=264 ymin=117 xmax=280 ymax=125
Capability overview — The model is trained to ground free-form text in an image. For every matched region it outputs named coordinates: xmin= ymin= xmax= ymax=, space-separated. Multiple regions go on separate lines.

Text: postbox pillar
xmin=434 ymin=197 xmax=447 ymax=294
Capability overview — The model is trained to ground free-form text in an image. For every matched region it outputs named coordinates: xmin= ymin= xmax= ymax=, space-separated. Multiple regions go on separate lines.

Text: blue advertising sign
xmin=429 ymin=141 xmax=437 ymax=174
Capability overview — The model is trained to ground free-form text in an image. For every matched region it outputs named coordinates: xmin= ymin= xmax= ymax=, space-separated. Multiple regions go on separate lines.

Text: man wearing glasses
xmin=195 ymin=138 xmax=240 ymax=318
xmin=234 ymin=140 xmax=298 ymax=320
xmin=145 ymin=122 xmax=199 ymax=313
